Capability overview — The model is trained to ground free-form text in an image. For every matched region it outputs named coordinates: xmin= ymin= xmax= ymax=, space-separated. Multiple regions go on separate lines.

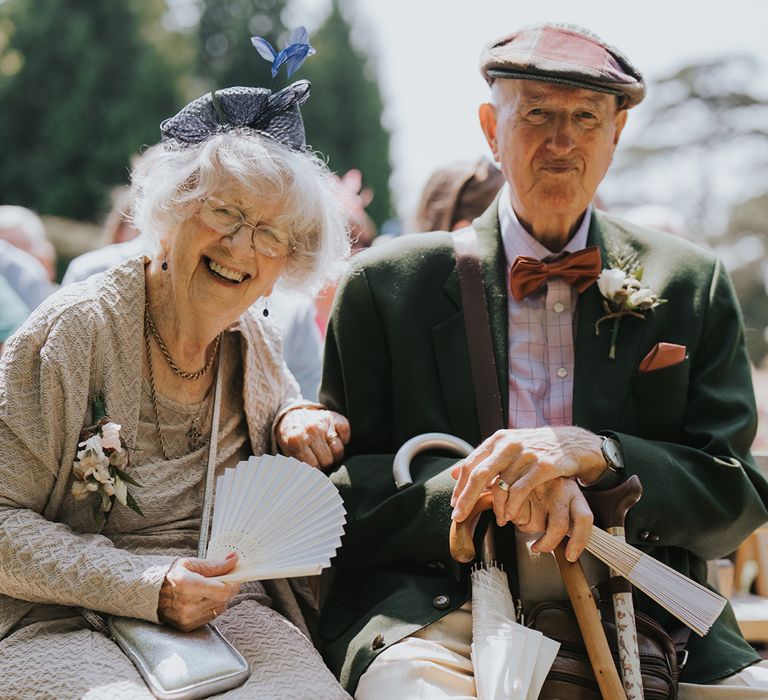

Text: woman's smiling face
xmin=164 ymin=179 xmax=290 ymax=323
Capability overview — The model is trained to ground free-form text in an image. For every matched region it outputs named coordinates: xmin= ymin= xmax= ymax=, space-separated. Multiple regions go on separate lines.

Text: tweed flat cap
xmin=479 ymin=23 xmax=645 ymax=108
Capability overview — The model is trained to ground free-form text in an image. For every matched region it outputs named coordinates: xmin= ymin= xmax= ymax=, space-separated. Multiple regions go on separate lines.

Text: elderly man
xmin=319 ymin=23 xmax=768 ymax=699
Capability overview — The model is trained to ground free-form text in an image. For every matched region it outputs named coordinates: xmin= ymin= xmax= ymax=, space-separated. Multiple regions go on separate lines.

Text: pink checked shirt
xmin=498 ymin=185 xmax=593 ymax=430
xmin=497 ymin=187 xmax=605 ymax=604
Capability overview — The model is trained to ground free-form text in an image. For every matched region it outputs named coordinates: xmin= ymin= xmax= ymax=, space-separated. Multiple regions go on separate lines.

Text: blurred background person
xmin=0 ymin=206 xmax=55 ymax=311
xmin=61 ymin=186 xmax=145 ymax=286
xmin=106 ymin=185 xmax=142 ymax=245
xmin=411 ymin=157 xmax=504 ymax=233
xmin=268 ymin=291 xmax=325 ymax=400
xmin=0 ymin=276 xmax=29 ymax=355
xmin=0 ymin=205 xmax=57 ymax=283
xmin=315 ymin=169 xmax=378 ymax=335
xmin=341 ymin=169 xmax=377 ymax=253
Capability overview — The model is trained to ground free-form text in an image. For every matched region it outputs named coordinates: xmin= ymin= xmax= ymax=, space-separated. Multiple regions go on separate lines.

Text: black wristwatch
xmin=601 ymin=436 xmax=624 ymax=473
xmin=579 ymin=436 xmax=625 ymax=489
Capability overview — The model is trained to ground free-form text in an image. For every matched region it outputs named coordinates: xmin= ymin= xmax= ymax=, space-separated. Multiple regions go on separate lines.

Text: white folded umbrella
xmin=470 ymin=564 xmax=559 ymax=700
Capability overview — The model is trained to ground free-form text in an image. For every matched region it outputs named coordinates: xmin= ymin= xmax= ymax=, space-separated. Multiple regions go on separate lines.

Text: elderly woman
xmin=0 ymin=81 xmax=351 ymax=698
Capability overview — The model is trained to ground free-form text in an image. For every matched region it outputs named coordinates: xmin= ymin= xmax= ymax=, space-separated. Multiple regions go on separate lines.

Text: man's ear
xmin=613 ymin=108 xmax=628 ymax=147
xmin=478 ymin=103 xmax=499 ymax=161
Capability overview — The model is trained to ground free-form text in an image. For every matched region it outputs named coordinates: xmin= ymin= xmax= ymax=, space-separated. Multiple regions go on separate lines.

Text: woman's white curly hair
xmin=131 ymin=130 xmax=350 ymax=295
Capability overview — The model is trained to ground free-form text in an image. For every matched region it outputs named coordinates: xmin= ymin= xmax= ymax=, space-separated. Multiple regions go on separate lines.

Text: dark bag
xmin=528 ymin=601 xmax=683 ymax=700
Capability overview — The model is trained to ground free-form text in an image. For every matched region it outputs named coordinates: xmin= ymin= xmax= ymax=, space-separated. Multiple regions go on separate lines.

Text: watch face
xmin=603 ymin=437 xmax=624 ymax=471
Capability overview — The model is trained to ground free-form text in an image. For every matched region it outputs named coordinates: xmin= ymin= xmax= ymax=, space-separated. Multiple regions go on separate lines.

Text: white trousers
xmin=356 ymin=605 xmax=768 ymax=700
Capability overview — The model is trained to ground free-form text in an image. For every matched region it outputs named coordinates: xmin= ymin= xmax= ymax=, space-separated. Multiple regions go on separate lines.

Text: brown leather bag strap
xmin=452 ymin=227 xmax=504 ymax=439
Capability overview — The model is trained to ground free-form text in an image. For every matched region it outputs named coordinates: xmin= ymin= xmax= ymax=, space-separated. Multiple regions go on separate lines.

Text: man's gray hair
xmin=131 ymin=131 xmax=350 ymax=295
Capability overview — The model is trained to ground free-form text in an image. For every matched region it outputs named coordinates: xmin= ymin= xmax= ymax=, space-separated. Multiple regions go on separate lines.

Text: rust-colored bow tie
xmin=509 ymin=246 xmax=602 ymax=301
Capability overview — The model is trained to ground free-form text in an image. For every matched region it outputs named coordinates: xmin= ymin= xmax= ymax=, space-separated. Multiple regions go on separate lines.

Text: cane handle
xmin=393 ymin=432 xmax=474 ymax=490
xmin=449 ymin=492 xmax=493 ymax=563
xmin=583 ymin=474 xmax=642 ymax=530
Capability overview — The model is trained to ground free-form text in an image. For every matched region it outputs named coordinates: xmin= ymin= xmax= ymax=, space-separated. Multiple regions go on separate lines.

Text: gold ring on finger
xmin=496 ymin=478 xmax=510 ymax=492
xmin=326 ymin=431 xmax=339 ymax=445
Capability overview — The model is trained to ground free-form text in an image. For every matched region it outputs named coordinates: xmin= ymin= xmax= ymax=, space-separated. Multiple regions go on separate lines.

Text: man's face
xmin=479 ymin=80 xmax=627 ymax=232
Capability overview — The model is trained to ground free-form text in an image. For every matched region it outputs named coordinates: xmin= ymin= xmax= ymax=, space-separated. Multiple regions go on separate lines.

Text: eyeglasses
xmin=199 ymin=197 xmax=296 ymax=259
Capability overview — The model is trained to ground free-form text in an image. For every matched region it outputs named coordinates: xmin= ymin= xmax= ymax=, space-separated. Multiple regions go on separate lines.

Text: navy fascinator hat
xmin=160 ymin=79 xmax=311 ymax=152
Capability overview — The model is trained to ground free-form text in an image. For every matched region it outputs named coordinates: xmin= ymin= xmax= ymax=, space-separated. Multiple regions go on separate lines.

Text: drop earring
xmin=262 ymin=298 xmax=269 ymax=317
xmin=161 ymin=258 xmax=168 ymax=271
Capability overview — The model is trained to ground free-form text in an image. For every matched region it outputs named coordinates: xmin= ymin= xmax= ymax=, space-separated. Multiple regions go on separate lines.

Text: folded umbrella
xmin=470 ymin=563 xmax=559 ymax=700
xmin=393 ymin=433 xmax=562 ymax=700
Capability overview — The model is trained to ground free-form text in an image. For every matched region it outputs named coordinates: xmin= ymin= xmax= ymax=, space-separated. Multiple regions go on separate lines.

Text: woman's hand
xmin=158 ymin=553 xmax=241 ymax=631
xmin=276 ymin=408 xmax=351 ymax=469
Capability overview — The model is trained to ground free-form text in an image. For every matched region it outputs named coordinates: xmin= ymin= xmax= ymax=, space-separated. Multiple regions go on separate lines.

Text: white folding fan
xmin=206 ymin=454 xmax=346 ymax=583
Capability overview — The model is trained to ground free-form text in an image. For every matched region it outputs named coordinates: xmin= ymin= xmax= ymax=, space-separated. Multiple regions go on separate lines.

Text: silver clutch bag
xmin=108 ymin=616 xmax=250 ymax=700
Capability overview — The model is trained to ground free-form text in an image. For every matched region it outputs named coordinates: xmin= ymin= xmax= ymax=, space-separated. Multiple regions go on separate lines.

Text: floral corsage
xmin=596 ymin=267 xmax=666 ymax=359
xmin=71 ymin=395 xmax=143 ymax=522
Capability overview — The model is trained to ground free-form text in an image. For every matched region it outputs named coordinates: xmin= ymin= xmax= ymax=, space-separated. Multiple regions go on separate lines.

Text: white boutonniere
xmin=72 ymin=395 xmax=143 ymax=522
xmin=596 ymin=267 xmax=666 ymax=359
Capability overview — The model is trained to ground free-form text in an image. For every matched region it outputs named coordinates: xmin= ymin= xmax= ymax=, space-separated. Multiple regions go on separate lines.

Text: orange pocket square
xmin=638 ymin=342 xmax=687 ymax=373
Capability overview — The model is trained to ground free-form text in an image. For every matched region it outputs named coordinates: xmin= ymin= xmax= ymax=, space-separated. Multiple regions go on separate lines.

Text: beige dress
xmin=0 ymin=258 xmax=349 ymax=699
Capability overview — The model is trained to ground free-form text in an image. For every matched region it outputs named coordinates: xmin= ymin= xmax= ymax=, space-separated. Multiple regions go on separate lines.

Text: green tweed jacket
xmin=319 ymin=200 xmax=768 ymax=694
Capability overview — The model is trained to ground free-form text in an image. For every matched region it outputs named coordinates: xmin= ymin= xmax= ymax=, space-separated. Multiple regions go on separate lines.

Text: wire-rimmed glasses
xmin=199 ymin=197 xmax=296 ymax=259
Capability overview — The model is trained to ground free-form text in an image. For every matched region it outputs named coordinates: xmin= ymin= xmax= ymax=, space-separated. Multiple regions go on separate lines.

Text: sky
xmin=295 ymin=0 xmax=768 ymax=223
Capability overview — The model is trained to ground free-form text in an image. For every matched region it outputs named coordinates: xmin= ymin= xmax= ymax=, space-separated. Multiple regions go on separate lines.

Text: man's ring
xmin=496 ymin=478 xmax=510 ymax=492
xmin=327 ymin=431 xmax=339 ymax=444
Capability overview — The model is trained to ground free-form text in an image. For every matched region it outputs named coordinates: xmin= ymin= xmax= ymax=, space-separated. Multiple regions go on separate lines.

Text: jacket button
xmin=372 ymin=634 xmax=385 ymax=650
xmin=639 ymin=530 xmax=650 ymax=541
xmin=433 ymin=595 xmax=451 ymax=610
xmin=650 ymin=533 xmax=660 ymax=542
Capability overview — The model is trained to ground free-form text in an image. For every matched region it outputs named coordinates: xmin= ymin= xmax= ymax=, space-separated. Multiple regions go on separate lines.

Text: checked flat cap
xmin=479 ymin=23 xmax=646 ymax=108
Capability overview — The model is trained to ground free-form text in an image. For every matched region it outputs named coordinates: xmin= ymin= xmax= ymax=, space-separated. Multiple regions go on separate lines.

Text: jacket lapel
xmin=573 ymin=212 xmax=645 ymax=430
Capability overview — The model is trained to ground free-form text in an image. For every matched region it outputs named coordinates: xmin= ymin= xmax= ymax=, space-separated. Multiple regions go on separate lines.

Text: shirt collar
xmin=498 ymin=183 xmax=593 ymax=266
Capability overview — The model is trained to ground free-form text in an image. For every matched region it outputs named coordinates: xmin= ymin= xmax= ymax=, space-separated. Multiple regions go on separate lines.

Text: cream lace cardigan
xmin=0 ymin=257 xmax=309 ymax=639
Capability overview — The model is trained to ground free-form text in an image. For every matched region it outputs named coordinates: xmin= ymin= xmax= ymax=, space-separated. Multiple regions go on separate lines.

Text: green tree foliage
xmin=197 ymin=0 xmax=287 ymax=90
xmin=0 ymin=0 xmax=183 ymax=220
xmin=197 ymin=0 xmax=393 ymax=229
xmin=300 ymin=1 xmax=392 ymax=228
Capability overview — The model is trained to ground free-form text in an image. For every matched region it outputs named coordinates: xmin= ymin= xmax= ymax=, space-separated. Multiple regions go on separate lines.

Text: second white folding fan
xmin=207 ymin=454 xmax=346 ymax=583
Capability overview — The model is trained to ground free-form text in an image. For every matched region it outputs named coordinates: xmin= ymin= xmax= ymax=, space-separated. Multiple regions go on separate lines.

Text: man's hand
xmin=515 ymin=478 xmax=593 ymax=561
xmin=158 ymin=554 xmax=241 ymax=631
xmin=450 ymin=426 xmax=606 ymax=560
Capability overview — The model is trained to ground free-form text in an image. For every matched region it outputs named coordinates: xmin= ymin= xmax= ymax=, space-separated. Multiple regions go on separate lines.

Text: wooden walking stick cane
xmin=554 ymin=542 xmax=626 ymax=700
xmin=451 ymin=498 xmax=626 ymax=700
xmin=584 ymin=475 xmax=645 ymax=700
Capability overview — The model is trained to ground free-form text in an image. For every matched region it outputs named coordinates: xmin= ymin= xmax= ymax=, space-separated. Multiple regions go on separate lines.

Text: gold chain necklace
xmin=144 ymin=299 xmax=221 ymax=381
xmin=143 ymin=308 xmax=213 ymax=461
